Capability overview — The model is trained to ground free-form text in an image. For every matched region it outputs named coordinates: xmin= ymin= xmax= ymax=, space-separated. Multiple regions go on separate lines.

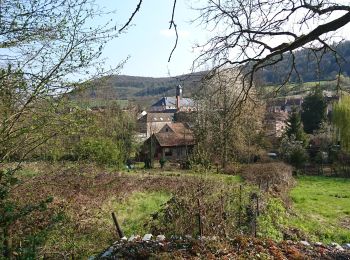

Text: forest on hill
xmin=260 ymin=41 xmax=350 ymax=84
xmin=71 ymin=41 xmax=350 ymax=106
xmin=70 ymin=71 xmax=205 ymax=103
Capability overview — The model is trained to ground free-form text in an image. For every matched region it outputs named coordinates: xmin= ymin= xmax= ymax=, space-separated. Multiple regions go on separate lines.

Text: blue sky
xmin=98 ymin=0 xmax=350 ymax=78
xmin=100 ymin=0 xmax=206 ymax=77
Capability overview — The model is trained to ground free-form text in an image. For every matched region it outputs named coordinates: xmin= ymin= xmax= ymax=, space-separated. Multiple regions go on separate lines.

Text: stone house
xmin=141 ymin=122 xmax=195 ymax=161
xmin=136 ymin=112 xmax=175 ymax=139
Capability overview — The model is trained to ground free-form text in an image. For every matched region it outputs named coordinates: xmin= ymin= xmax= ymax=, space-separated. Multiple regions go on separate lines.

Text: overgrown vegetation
xmin=32 ymin=101 xmax=135 ymax=166
xmin=1 ymin=1 xmax=350 ymax=259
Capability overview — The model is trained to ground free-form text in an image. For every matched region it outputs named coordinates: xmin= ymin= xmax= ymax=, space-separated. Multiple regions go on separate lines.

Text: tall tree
xmin=285 ymin=107 xmax=307 ymax=145
xmin=333 ymin=95 xmax=350 ymax=152
xmin=193 ymin=69 xmax=265 ymax=168
xmin=0 ymin=0 xmax=123 ymax=163
xmin=301 ymin=90 xmax=327 ymax=134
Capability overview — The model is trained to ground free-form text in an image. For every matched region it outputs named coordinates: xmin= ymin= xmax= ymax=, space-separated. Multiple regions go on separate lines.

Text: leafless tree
xmin=194 ymin=69 xmax=265 ymax=168
xmin=193 ymin=0 xmax=350 ymax=97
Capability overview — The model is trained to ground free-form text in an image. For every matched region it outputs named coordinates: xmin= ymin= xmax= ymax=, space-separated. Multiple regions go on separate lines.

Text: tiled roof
xmin=168 ymin=122 xmax=191 ymax=133
xmin=146 ymin=112 xmax=174 ymax=122
xmin=154 ymin=132 xmax=195 ymax=147
xmin=151 ymin=97 xmax=195 ymax=107
xmin=153 ymin=123 xmax=194 ymax=147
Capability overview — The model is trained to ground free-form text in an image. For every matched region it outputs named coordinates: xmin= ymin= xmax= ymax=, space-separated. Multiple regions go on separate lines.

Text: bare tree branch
xmin=193 ymin=0 xmax=350 ymax=105
xmin=118 ymin=0 xmax=143 ymax=33
xmin=168 ymin=0 xmax=178 ymax=62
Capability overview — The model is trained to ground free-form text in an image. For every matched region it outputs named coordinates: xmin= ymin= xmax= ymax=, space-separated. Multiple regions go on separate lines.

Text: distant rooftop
xmin=151 ymin=97 xmax=195 ymax=108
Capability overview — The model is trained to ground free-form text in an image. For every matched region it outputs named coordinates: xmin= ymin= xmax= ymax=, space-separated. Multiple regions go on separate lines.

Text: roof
xmin=138 ymin=112 xmax=174 ymax=123
xmin=268 ymin=97 xmax=304 ymax=107
xmin=154 ymin=132 xmax=195 ymax=147
xmin=166 ymin=122 xmax=192 ymax=134
xmin=153 ymin=123 xmax=194 ymax=147
xmin=147 ymin=112 xmax=174 ymax=122
xmin=151 ymin=97 xmax=195 ymax=108
xmin=285 ymin=98 xmax=303 ymax=106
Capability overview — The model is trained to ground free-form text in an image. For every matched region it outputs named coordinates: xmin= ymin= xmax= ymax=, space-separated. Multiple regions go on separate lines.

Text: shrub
xmin=73 ymin=137 xmax=124 ymax=167
xmin=159 ymin=157 xmax=166 ymax=169
xmin=279 ymin=135 xmax=309 ymax=169
xmin=240 ymin=162 xmax=294 ymax=192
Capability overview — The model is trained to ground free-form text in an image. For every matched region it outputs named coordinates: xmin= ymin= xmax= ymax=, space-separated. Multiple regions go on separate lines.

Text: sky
xmin=99 ymin=0 xmax=207 ymax=78
xmin=97 ymin=0 xmax=350 ymax=78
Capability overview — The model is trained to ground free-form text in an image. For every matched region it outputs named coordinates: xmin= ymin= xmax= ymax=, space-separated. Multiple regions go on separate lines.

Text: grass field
xmin=290 ymin=176 xmax=350 ymax=243
xmin=262 ymin=77 xmax=350 ymax=98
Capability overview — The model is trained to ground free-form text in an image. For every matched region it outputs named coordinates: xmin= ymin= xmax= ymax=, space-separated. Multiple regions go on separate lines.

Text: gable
xmin=158 ymin=123 xmax=175 ymax=133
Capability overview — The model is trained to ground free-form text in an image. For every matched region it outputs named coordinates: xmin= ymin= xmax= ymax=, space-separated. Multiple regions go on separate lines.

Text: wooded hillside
xmin=70 ymin=41 xmax=350 ymax=107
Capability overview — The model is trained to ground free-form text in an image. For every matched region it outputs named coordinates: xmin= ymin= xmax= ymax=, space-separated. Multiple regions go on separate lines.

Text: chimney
xmin=176 ymin=85 xmax=182 ymax=111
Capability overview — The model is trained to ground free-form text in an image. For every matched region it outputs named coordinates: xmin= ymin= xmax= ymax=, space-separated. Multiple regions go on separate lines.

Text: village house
xmin=136 ymin=112 xmax=174 ymax=139
xmin=264 ymin=111 xmax=289 ymax=138
xmin=267 ymin=96 xmax=304 ymax=113
xmin=265 ymin=92 xmax=339 ymax=138
xmin=141 ymin=122 xmax=195 ymax=161
xmin=149 ymin=85 xmax=196 ymax=112
xmin=265 ymin=97 xmax=303 ymax=139
xmin=136 ymin=85 xmax=196 ymax=140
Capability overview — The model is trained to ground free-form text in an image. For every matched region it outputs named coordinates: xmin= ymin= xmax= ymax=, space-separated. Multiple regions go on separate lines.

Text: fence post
xmin=255 ymin=194 xmax=259 ymax=237
xmin=112 ymin=212 xmax=124 ymax=239
xmin=197 ymin=198 xmax=203 ymax=237
xmin=238 ymin=184 xmax=242 ymax=227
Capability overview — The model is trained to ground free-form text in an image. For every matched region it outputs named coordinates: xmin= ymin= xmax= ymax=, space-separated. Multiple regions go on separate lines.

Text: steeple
xmin=176 ymin=85 xmax=182 ymax=111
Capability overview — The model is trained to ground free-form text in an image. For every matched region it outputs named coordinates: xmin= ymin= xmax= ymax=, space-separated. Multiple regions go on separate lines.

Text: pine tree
xmin=285 ymin=107 xmax=307 ymax=145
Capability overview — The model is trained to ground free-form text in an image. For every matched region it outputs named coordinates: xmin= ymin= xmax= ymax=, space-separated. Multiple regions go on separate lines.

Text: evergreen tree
xmin=301 ymin=90 xmax=327 ymax=134
xmin=285 ymin=107 xmax=307 ymax=145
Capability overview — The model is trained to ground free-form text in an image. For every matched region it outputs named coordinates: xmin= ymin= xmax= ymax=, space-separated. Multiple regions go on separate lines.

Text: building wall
xmin=147 ymin=121 xmax=170 ymax=137
xmin=154 ymin=146 xmax=191 ymax=161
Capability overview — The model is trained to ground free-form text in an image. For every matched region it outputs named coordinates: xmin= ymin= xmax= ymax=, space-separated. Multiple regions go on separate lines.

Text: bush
xmin=240 ymin=162 xmax=294 ymax=192
xmin=279 ymin=135 xmax=309 ymax=169
xmin=73 ymin=137 xmax=124 ymax=167
xmin=258 ymin=198 xmax=287 ymax=241
xmin=289 ymin=146 xmax=309 ymax=169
